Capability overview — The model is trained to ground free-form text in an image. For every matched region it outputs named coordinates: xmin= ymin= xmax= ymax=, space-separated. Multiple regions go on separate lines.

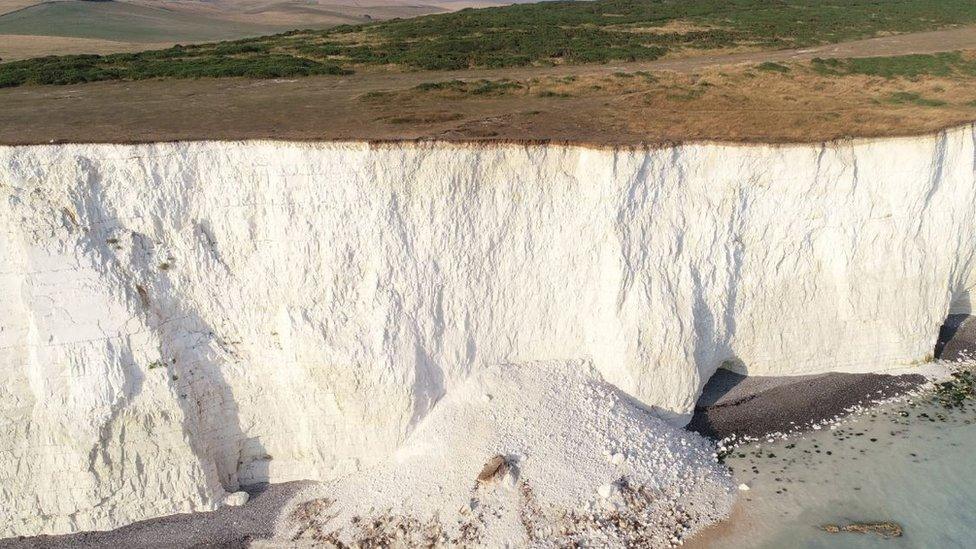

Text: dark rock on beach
xmin=821 ymin=520 xmax=903 ymax=538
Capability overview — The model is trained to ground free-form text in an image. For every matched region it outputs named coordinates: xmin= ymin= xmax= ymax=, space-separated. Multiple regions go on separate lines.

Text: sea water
xmin=694 ymin=374 xmax=976 ymax=548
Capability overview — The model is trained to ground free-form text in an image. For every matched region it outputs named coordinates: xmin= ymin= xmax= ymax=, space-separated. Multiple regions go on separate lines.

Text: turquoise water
xmin=700 ymin=381 xmax=976 ymax=548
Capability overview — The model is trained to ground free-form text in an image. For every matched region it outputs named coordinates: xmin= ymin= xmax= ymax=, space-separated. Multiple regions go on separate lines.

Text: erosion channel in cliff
xmin=1 ymin=126 xmax=975 ymax=541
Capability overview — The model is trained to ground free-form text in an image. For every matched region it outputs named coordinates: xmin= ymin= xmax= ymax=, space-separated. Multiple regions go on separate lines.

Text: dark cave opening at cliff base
xmin=688 ymin=355 xmax=930 ymax=440
xmin=936 ymin=314 xmax=976 ymax=361
xmin=689 ymin=308 xmax=976 ymax=440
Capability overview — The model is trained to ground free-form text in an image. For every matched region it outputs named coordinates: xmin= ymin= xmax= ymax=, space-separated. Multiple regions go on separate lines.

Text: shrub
xmin=757 ymin=62 xmax=791 ymax=73
xmin=887 ymin=91 xmax=946 ymax=107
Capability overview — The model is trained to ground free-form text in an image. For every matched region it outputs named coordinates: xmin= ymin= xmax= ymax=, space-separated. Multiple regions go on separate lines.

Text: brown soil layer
xmin=2 ymin=26 xmax=976 ymax=147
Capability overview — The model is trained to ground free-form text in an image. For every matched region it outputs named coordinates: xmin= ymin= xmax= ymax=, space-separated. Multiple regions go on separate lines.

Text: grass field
xmin=812 ymin=51 xmax=976 ymax=78
xmin=0 ymin=0 xmax=454 ymax=61
xmin=365 ymin=51 xmax=976 ymax=113
xmin=317 ymin=0 xmax=976 ymax=70
xmin=3 ymin=0 xmax=976 ymax=87
xmin=0 ymin=1 xmax=283 ymax=43
xmin=120 ymin=0 xmax=450 ymax=29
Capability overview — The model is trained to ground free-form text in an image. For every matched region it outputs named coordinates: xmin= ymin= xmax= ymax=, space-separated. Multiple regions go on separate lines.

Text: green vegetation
xmin=362 ymin=78 xmax=525 ymax=101
xmin=757 ymin=61 xmax=791 ymax=73
xmin=414 ymin=78 xmax=524 ymax=95
xmin=0 ymin=48 xmax=350 ymax=88
xmin=933 ymin=370 xmax=976 ymax=409
xmin=3 ymin=0 xmax=976 ymax=87
xmin=886 ymin=91 xmax=947 ymax=107
xmin=614 ymin=70 xmax=659 ymax=82
xmin=315 ymin=0 xmax=976 ymax=70
xmin=665 ymin=87 xmax=705 ymax=101
xmin=537 ymin=90 xmax=572 ymax=98
xmin=812 ymin=52 xmax=976 ymax=78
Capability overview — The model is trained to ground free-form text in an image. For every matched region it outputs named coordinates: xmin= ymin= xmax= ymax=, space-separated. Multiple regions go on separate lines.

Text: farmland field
xmin=0 ymin=1 xmax=283 ymax=43
xmin=0 ymin=0 xmax=451 ymax=61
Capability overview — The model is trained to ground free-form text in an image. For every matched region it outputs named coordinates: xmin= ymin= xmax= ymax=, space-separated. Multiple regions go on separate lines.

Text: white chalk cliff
xmin=1 ymin=126 xmax=975 ymax=536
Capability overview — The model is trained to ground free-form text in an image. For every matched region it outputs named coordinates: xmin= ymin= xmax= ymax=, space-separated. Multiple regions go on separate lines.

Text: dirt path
xmin=1 ymin=25 xmax=976 ymax=145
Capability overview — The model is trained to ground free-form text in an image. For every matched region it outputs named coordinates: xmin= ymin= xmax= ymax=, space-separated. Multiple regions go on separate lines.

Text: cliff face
xmin=1 ymin=127 xmax=974 ymax=535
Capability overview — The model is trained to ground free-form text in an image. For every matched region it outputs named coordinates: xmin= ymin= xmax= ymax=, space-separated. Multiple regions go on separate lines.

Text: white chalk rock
xmin=2 ymin=127 xmax=975 ymax=535
xmin=598 ymin=483 xmax=619 ymax=499
xmin=222 ymin=491 xmax=250 ymax=507
xmin=275 ymin=362 xmax=735 ymax=547
xmin=502 ymin=468 xmax=519 ymax=491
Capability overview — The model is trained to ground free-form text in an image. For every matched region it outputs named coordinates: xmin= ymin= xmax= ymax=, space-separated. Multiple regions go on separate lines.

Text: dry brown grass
xmin=661 ymin=44 xmax=768 ymax=61
xmin=353 ymin=57 xmax=976 ymax=143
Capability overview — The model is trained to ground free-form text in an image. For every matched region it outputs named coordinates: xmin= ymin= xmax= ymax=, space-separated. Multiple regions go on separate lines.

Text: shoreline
xmin=4 ymin=369 xmax=952 ymax=549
